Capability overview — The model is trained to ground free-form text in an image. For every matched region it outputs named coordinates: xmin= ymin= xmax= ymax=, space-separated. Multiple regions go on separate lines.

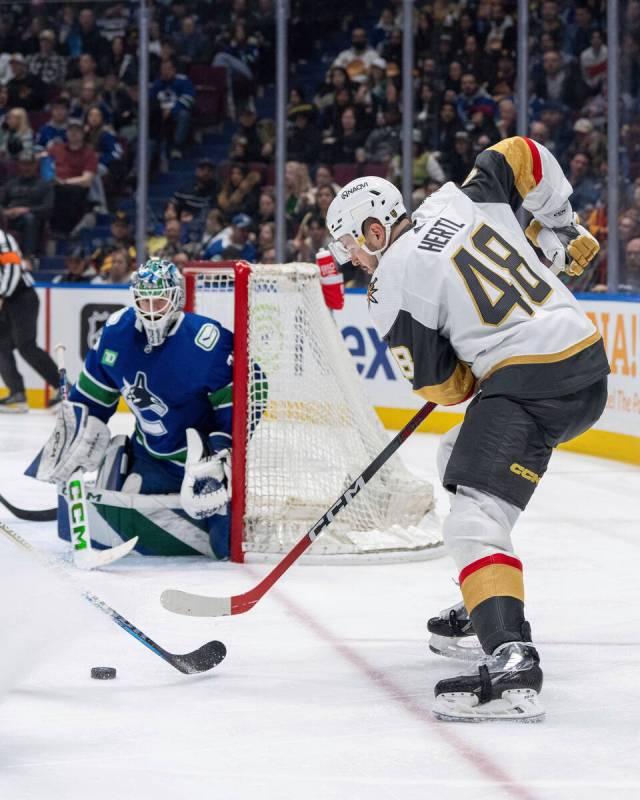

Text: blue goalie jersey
xmin=69 ymin=307 xmax=239 ymax=469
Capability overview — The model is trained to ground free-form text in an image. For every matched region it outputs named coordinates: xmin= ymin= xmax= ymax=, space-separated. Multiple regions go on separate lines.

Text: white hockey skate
xmin=432 ymin=641 xmax=545 ymax=723
xmin=427 ymin=601 xmax=484 ymax=661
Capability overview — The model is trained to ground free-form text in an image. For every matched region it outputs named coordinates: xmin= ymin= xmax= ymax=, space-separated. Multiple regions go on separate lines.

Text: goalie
xmin=27 ymin=258 xmax=264 ymax=560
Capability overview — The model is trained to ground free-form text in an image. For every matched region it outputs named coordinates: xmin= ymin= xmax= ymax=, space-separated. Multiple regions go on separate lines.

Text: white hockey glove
xmin=25 ymin=401 xmax=110 ymax=484
xmin=180 ymin=428 xmax=231 ymax=520
xmin=525 ymin=214 xmax=600 ymax=277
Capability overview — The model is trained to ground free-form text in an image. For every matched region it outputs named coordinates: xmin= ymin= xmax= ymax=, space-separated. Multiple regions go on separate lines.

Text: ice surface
xmin=0 ymin=411 xmax=639 ymax=800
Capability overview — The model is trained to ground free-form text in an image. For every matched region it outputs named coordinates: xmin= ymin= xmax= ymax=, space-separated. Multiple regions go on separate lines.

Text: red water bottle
xmin=316 ymin=248 xmax=344 ymax=311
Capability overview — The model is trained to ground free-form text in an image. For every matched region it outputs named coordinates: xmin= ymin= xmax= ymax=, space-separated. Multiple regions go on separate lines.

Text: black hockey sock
xmin=470 ymin=596 xmax=532 ymax=655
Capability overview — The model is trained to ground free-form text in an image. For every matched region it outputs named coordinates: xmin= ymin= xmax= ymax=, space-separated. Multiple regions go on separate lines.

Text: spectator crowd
xmin=0 ymin=1 xmax=638 ymax=293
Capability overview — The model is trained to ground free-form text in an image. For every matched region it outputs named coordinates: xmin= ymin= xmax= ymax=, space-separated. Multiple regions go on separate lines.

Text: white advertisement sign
xmin=16 ymin=286 xmax=129 ymax=393
xmin=578 ymin=297 xmax=640 ymax=438
xmin=334 ymin=291 xmax=467 ymax=415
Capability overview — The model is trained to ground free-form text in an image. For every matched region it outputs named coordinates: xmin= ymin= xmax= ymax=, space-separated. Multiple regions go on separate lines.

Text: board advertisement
xmin=13 ymin=285 xmax=640 ymax=463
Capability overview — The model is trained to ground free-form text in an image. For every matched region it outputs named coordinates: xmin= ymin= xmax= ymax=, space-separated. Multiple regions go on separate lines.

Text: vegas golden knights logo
xmin=367 ymin=277 xmax=379 ymax=308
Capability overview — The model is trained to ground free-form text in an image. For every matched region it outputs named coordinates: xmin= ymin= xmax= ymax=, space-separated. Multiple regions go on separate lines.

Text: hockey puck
xmin=91 ymin=667 xmax=116 ymax=680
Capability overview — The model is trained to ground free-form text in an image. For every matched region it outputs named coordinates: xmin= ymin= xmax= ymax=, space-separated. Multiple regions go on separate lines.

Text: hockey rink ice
xmin=0 ymin=411 xmax=638 ymax=800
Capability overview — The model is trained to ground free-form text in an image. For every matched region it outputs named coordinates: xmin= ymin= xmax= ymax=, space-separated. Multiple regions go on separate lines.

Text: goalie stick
xmin=54 ymin=343 xmax=139 ymax=570
xmin=0 ymin=520 xmax=226 ymax=674
xmin=0 ymin=493 xmax=57 ymax=522
xmin=160 ymin=400 xmax=438 ymax=618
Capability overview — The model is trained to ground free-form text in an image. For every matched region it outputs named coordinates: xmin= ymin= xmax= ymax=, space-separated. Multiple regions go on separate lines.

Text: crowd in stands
xmin=0 ymin=1 xmax=638 ymax=293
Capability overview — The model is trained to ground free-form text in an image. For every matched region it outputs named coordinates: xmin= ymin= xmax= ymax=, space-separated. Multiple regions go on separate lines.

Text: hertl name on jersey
xmin=417 ymin=216 xmax=465 ymax=252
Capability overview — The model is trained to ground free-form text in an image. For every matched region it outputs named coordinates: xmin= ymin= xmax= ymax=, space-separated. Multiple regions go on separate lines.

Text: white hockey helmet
xmin=131 ymin=258 xmax=185 ymax=348
xmin=326 ymin=176 xmax=406 ymax=265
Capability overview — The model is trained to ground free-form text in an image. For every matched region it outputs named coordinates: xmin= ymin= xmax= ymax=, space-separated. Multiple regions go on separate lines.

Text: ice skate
xmin=427 ymin=600 xmax=483 ymax=661
xmin=0 ymin=391 xmax=28 ymax=413
xmin=432 ymin=641 xmax=545 ymax=722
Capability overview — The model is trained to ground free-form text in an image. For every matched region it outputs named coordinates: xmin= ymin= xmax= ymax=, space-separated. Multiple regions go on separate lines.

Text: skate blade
xmin=432 ymin=689 xmax=545 ymax=723
xmin=428 ymin=633 xmax=484 ymax=662
xmin=0 ymin=404 xmax=28 ymax=414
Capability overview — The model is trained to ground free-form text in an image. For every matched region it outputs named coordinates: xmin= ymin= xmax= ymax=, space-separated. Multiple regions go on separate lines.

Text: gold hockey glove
xmin=525 ymin=215 xmax=600 ymax=277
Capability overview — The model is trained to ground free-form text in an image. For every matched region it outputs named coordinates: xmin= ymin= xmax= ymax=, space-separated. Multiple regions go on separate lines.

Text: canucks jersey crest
xmin=122 ymin=371 xmax=169 ymax=436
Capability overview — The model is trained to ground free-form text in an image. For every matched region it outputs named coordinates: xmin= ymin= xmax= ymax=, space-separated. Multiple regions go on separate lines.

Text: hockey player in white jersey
xmin=327 ymin=136 xmax=609 ymax=722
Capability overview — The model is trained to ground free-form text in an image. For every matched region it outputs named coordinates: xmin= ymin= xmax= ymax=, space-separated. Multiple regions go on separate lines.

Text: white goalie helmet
xmin=131 ymin=258 xmax=185 ymax=348
xmin=326 ymin=175 xmax=406 ymax=265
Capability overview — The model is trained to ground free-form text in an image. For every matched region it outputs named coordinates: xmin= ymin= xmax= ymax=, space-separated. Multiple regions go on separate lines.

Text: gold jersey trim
xmin=414 ymin=360 xmax=475 ymax=406
xmin=480 ymin=330 xmax=602 ymax=385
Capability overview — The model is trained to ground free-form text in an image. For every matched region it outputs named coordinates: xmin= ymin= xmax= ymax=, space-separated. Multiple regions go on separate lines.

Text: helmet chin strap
xmin=361 ymin=222 xmax=392 ymax=261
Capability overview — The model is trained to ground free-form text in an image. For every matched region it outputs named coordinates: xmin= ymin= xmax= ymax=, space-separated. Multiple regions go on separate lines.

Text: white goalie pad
xmin=57 ymin=483 xmax=215 ymax=557
xmin=26 ymin=402 xmax=110 ymax=484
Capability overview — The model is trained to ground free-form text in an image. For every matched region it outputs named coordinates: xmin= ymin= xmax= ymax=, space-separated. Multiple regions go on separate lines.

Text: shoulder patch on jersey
xmin=101 ymin=348 xmax=118 ymax=366
xmin=195 ymin=322 xmax=220 ymax=351
xmin=106 ymin=307 xmax=128 ymax=327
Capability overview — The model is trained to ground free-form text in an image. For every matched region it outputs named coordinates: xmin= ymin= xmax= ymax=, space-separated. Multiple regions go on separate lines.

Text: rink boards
xmin=11 ymin=284 xmax=640 ymax=465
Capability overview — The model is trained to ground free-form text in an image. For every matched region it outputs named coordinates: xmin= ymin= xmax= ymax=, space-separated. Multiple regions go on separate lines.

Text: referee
xmin=0 ymin=225 xmax=59 ymax=412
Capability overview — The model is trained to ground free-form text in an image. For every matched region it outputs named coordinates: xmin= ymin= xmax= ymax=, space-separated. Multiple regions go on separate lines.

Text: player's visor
xmin=328 ymin=233 xmax=365 ymax=266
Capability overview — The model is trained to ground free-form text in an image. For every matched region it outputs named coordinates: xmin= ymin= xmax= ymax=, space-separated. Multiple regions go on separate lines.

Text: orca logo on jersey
xmin=122 ymin=371 xmax=169 ymax=436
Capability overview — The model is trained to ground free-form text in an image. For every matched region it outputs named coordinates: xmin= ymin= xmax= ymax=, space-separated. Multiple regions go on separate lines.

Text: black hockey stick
xmin=0 ymin=521 xmax=226 ymax=674
xmin=0 ymin=493 xmax=57 ymax=522
xmin=161 ymin=400 xmax=439 ymax=618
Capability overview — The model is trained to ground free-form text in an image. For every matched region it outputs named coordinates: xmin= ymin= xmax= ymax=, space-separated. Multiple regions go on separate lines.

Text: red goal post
xmin=184 ymin=261 xmax=250 ymax=562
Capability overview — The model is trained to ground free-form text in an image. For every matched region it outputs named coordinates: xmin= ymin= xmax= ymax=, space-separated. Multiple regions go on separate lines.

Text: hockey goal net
xmin=184 ymin=261 xmax=443 ymax=563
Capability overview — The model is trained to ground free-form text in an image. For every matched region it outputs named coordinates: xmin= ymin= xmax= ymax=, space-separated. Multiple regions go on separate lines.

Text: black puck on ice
xmin=91 ymin=666 xmax=116 ymax=680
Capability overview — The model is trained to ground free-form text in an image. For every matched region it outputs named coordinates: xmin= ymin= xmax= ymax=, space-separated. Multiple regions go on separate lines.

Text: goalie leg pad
xmin=95 ymin=435 xmax=130 ymax=491
xmin=207 ymin=504 xmax=230 ymax=560
xmin=26 ymin=402 xmax=110 ymax=483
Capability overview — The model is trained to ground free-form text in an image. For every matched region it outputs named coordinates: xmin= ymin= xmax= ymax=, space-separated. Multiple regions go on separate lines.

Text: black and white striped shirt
xmin=0 ymin=230 xmax=33 ymax=298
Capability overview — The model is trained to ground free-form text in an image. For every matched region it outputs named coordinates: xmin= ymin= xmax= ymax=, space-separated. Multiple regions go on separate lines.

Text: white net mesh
xmin=191 ymin=263 xmax=443 ymax=563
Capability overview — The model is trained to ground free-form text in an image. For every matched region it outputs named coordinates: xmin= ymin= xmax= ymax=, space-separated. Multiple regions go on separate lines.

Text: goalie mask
xmin=131 ymin=258 xmax=185 ymax=348
xmin=326 ymin=176 xmax=406 ymax=267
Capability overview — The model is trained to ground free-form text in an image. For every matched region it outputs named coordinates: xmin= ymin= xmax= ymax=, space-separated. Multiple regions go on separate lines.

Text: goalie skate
xmin=432 ymin=642 xmax=545 ymax=723
xmin=427 ymin=601 xmax=483 ymax=661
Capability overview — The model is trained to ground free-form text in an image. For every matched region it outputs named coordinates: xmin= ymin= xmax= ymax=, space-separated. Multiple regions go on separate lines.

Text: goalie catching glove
xmin=180 ymin=428 xmax=231 ymax=520
xmin=25 ymin=401 xmax=110 ymax=483
xmin=525 ymin=214 xmax=599 ymax=277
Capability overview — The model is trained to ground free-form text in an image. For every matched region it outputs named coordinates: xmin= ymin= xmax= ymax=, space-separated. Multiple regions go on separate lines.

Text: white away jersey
xmin=368 ymin=137 xmax=609 ymax=404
